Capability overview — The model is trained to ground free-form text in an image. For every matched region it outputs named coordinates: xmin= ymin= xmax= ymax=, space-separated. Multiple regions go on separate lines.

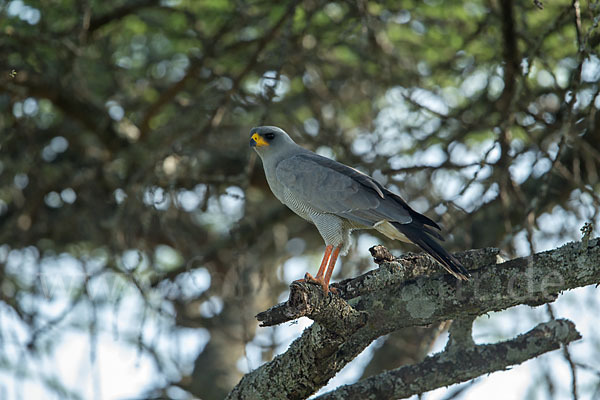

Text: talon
xmin=292 ymin=278 xmax=305 ymax=285
xmin=300 ymin=273 xmax=332 ymax=294
xmin=304 ymin=272 xmax=321 ymax=284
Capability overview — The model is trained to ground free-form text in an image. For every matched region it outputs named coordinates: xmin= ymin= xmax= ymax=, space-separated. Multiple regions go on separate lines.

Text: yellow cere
xmin=252 ymin=133 xmax=269 ymax=147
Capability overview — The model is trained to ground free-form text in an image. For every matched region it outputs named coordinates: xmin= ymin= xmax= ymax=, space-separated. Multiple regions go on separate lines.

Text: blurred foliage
xmin=0 ymin=0 xmax=599 ymax=399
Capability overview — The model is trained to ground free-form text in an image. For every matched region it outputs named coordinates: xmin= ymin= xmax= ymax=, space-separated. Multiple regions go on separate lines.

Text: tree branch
xmin=257 ymin=247 xmax=500 ymax=327
xmin=445 ymin=315 xmax=476 ymax=351
xmin=315 ymin=319 xmax=581 ymax=400
xmin=227 ymin=238 xmax=600 ymax=400
xmin=87 ymin=0 xmax=161 ymax=33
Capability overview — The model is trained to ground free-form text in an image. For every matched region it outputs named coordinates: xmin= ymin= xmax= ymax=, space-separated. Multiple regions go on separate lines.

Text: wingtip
xmin=454 ymin=270 xmax=472 ymax=281
xmin=446 ymin=257 xmax=471 ymax=281
xmin=444 ymin=263 xmax=471 ymax=281
xmin=394 ymin=223 xmax=471 ymax=282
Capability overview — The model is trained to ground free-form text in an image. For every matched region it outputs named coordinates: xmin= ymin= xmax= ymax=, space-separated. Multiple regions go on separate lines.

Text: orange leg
xmin=295 ymin=245 xmax=332 ymax=284
xmin=323 ymin=245 xmax=342 ymax=289
xmin=314 ymin=245 xmax=333 ymax=280
xmin=303 ymin=244 xmax=341 ymax=294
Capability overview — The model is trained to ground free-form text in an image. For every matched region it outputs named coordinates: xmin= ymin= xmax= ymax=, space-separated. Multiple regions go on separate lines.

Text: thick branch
xmin=445 ymin=315 xmax=476 ymax=351
xmin=315 ymin=319 xmax=581 ymax=400
xmin=257 ymin=247 xmax=500 ymax=326
xmin=256 ymin=280 xmax=368 ymax=334
xmin=228 ymin=238 xmax=600 ymax=400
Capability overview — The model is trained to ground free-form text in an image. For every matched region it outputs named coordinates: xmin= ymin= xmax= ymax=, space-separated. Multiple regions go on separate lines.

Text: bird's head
xmin=249 ymin=126 xmax=296 ymax=157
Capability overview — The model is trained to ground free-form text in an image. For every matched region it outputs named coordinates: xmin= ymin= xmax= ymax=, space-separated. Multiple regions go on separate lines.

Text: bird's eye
xmin=264 ymin=133 xmax=275 ymax=140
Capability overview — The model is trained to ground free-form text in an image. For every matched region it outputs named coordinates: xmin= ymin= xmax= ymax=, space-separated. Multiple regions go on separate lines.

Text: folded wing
xmin=276 ymin=152 xmax=470 ymax=280
xmin=275 ymin=153 xmax=413 ymax=227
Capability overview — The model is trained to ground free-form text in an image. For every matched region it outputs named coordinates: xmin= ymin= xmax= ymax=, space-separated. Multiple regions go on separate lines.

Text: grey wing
xmin=275 ymin=154 xmax=412 ymax=227
xmin=276 ymin=154 xmax=469 ymax=280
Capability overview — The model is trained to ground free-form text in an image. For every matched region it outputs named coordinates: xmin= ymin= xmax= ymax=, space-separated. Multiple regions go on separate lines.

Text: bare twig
xmin=547 ymin=304 xmax=579 ymax=400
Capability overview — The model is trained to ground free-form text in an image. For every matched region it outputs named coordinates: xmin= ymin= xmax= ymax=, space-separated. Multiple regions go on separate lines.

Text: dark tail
xmin=392 ymin=223 xmax=471 ymax=281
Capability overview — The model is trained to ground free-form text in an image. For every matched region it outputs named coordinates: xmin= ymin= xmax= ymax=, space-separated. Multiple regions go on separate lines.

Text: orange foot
xmin=293 ymin=244 xmax=342 ymax=295
xmin=292 ymin=274 xmax=325 ymax=290
xmin=303 ymin=273 xmax=338 ymax=295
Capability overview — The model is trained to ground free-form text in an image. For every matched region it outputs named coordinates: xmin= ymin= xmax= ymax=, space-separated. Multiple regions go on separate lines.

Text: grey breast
xmin=281 ymin=186 xmax=324 ymax=222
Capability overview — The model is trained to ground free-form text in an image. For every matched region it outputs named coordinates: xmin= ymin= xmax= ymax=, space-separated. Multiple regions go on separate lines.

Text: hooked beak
xmin=249 ymin=133 xmax=269 ymax=147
